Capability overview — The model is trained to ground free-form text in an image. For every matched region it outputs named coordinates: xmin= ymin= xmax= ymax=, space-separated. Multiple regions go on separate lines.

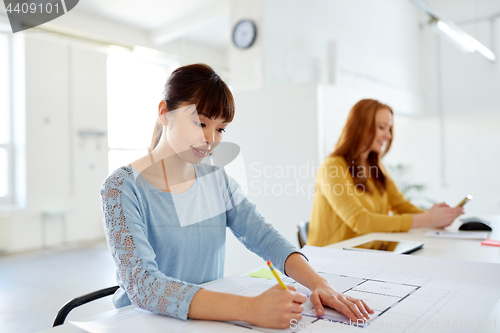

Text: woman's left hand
xmin=309 ymin=279 xmax=374 ymax=323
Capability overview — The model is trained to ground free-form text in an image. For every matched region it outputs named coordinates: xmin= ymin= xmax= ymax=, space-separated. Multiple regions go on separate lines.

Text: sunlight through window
xmin=106 ymin=50 xmax=178 ymax=173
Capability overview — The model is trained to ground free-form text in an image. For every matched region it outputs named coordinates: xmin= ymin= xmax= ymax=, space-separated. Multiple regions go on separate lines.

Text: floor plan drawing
xmin=70 ymin=246 xmax=500 ymax=333
xmin=205 ymin=246 xmax=500 ymax=332
xmin=206 ymin=268 xmax=458 ymax=332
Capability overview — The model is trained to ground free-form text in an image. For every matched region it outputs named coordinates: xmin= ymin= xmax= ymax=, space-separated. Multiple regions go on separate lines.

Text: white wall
xmin=262 ymin=0 xmax=425 ymax=100
xmin=229 ymin=0 xmax=264 ymax=90
xmin=0 ymin=11 xmax=229 ymax=253
xmin=384 ymin=112 xmax=500 ymax=216
xmin=69 ymin=44 xmax=109 ymax=242
xmin=3 ymin=1 xmax=499 ymax=266
xmin=318 ymin=86 xmax=500 ymax=219
xmin=224 ymin=0 xmax=443 ymax=275
xmin=163 ymin=38 xmax=229 ymax=80
xmin=386 ymin=2 xmax=500 ymax=215
xmin=1 ymin=33 xmax=108 ymax=252
xmin=8 ymin=9 xmax=229 ymax=83
xmin=229 ymin=0 xmax=427 ymax=109
xmin=223 ymin=83 xmax=319 ymax=276
xmin=254 ymin=0 xmax=500 ymax=219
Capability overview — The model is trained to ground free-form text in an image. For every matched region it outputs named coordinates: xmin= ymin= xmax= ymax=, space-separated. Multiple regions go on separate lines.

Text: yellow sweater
xmin=307 ymin=156 xmax=425 ymax=246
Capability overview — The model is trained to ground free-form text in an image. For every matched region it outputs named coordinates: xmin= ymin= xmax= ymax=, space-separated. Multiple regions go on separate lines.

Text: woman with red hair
xmin=307 ymin=99 xmax=463 ymax=246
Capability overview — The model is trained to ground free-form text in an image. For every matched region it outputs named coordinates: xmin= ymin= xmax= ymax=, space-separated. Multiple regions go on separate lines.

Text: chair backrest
xmin=53 ymin=285 xmax=119 ymax=327
xmin=297 ymin=221 xmax=309 ymax=248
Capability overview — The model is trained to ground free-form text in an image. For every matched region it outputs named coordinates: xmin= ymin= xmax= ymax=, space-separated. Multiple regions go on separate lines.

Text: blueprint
xmin=69 ymin=246 xmax=500 ymax=333
xmin=205 ymin=246 xmax=500 ymax=332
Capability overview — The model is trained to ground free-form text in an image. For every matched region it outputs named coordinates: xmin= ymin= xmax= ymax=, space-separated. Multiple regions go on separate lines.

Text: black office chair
xmin=53 ymin=285 xmax=120 ymax=327
xmin=297 ymin=221 xmax=309 ymax=248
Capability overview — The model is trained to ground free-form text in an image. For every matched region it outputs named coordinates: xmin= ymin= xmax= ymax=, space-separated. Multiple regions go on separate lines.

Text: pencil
xmin=267 ymin=260 xmax=287 ymax=290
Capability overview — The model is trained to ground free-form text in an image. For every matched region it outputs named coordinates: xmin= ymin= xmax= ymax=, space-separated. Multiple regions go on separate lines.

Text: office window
xmin=106 ymin=50 xmax=178 ymax=173
xmin=0 ymin=34 xmax=12 ymax=203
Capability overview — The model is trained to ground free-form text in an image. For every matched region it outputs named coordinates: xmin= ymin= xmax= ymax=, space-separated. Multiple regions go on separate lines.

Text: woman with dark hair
xmin=100 ymin=64 xmax=373 ymax=329
xmin=307 ymin=99 xmax=464 ymax=246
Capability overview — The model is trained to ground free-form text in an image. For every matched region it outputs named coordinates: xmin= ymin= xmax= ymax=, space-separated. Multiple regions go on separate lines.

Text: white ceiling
xmin=73 ymin=0 xmax=230 ymax=48
xmin=9 ymin=0 xmax=496 ymax=51
xmin=182 ymin=15 xmax=230 ymax=48
xmin=74 ymin=0 xmax=217 ymax=29
xmin=425 ymin=0 xmax=500 ymax=22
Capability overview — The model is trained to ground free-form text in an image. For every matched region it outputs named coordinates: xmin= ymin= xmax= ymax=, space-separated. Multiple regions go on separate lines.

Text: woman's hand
xmin=309 ymin=279 xmax=373 ymax=323
xmin=423 ymin=202 xmax=464 ymax=228
xmin=246 ymin=284 xmax=307 ymax=329
xmin=283 ymin=252 xmax=373 ymax=324
xmin=412 ymin=202 xmax=464 ymax=229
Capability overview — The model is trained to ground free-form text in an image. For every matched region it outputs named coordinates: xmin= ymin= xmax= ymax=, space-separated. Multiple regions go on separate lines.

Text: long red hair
xmin=331 ymin=99 xmax=393 ymax=194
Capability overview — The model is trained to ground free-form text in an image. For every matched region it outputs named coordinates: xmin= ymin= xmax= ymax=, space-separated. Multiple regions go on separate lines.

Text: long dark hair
xmin=149 ymin=64 xmax=235 ymax=151
xmin=331 ymin=99 xmax=394 ymax=194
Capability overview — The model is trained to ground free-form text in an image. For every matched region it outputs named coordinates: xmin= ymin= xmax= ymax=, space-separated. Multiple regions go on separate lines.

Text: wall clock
xmin=232 ymin=19 xmax=257 ymax=49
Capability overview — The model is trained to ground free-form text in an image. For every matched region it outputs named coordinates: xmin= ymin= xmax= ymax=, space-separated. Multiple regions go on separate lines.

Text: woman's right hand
xmin=423 ymin=202 xmax=464 ymax=228
xmin=246 ymin=284 xmax=307 ymax=329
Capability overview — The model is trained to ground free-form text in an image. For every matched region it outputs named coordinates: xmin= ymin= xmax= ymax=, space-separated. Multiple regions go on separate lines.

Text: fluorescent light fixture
xmin=471 ymin=38 xmax=497 ymax=62
xmin=434 ymin=20 xmax=475 ymax=53
xmin=432 ymin=19 xmax=496 ymax=61
xmin=409 ymin=0 xmax=496 ymax=62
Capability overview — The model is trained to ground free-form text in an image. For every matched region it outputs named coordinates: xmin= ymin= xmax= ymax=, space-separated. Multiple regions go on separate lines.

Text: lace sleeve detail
xmin=100 ymin=168 xmax=202 ymax=320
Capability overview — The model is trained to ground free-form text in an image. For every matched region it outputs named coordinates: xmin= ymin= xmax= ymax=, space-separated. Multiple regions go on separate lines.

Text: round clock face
xmin=232 ymin=19 xmax=257 ymax=49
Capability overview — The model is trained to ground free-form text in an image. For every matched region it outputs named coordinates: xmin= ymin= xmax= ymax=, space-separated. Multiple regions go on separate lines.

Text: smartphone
xmin=456 ymin=195 xmax=473 ymax=207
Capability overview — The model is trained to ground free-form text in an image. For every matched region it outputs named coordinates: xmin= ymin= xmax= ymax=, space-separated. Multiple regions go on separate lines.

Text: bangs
xmin=191 ymin=78 xmax=235 ymax=122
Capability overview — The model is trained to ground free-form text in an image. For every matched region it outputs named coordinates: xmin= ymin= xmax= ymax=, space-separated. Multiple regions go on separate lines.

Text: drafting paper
xmin=71 ymin=246 xmax=500 ymax=333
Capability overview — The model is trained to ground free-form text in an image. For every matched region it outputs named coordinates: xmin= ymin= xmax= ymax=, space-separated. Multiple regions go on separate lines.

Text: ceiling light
xmin=431 ymin=19 xmax=496 ymax=61
xmin=409 ymin=0 xmax=496 ymax=62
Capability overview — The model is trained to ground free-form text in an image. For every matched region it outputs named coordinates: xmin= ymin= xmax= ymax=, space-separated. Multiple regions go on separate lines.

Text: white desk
xmin=39 ymin=307 xmax=131 ymax=333
xmin=324 ymin=215 xmax=500 ymax=333
xmin=325 ymin=216 xmax=500 ymax=264
xmin=39 ymin=216 xmax=500 ymax=333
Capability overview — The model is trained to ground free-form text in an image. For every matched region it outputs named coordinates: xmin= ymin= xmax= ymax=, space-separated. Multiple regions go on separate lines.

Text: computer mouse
xmin=458 ymin=218 xmax=493 ymax=231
